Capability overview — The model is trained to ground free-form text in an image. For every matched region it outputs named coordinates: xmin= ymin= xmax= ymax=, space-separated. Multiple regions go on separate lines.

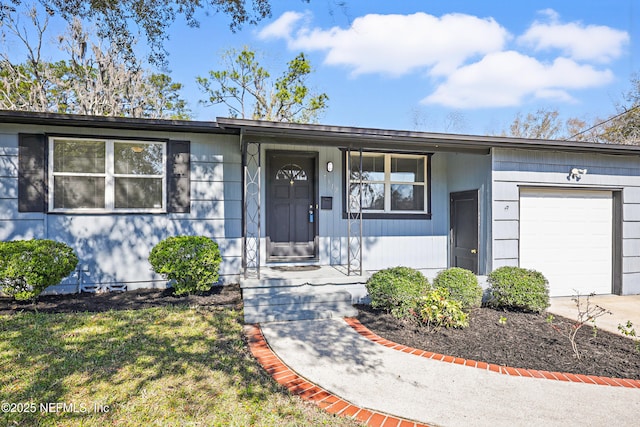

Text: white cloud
xmin=259 ymin=12 xmax=509 ymax=77
xmin=259 ymin=10 xmax=627 ymax=109
xmin=537 ymin=8 xmax=561 ymax=22
xmin=518 ymin=10 xmax=629 ymax=63
xmin=258 ymin=11 xmax=309 ymax=40
xmin=423 ymin=51 xmax=614 ymax=108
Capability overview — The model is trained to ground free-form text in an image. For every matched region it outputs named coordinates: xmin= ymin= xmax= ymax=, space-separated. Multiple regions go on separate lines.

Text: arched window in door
xmin=275 ymin=163 xmax=308 ymax=184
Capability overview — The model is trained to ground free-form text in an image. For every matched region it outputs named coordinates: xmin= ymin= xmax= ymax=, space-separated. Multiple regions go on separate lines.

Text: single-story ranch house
xmin=2 ymin=110 xmax=640 ymax=321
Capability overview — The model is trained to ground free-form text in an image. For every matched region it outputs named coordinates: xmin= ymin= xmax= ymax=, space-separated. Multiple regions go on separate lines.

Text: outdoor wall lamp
xmin=326 ymin=161 xmax=334 ymax=172
xmin=569 ymin=168 xmax=588 ymax=181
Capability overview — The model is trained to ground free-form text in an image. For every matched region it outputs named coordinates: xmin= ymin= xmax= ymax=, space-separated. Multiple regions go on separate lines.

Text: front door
xmin=450 ymin=190 xmax=479 ymax=273
xmin=266 ymin=152 xmax=317 ymax=261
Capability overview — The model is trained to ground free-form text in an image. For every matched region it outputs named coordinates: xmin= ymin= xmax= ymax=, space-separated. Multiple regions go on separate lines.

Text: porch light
xmin=569 ymin=168 xmax=587 ymax=180
xmin=326 ymin=161 xmax=334 ymax=172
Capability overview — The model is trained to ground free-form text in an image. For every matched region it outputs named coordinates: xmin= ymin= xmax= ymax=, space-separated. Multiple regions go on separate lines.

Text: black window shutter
xmin=18 ymin=133 xmax=46 ymax=212
xmin=167 ymin=140 xmax=191 ymax=213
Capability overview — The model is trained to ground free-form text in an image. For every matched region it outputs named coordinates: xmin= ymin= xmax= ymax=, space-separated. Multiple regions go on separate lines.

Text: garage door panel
xmin=520 ymin=188 xmax=612 ymax=297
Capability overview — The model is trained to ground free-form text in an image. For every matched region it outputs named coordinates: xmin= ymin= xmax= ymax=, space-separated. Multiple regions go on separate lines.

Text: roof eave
xmin=0 ymin=110 xmax=235 ymax=135
xmin=217 ymin=117 xmax=640 ymax=156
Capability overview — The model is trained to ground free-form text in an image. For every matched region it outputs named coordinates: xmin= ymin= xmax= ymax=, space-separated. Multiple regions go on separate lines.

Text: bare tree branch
xmin=0 ymin=7 xmax=190 ymax=118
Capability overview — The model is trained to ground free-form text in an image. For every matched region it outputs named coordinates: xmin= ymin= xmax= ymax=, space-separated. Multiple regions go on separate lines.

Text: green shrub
xmin=366 ymin=266 xmax=430 ymax=319
xmin=149 ymin=236 xmax=221 ymax=295
xmin=487 ymin=266 xmax=550 ymax=313
xmin=0 ymin=239 xmax=78 ymax=301
xmin=417 ymin=288 xmax=469 ymax=329
xmin=433 ymin=267 xmax=482 ymax=311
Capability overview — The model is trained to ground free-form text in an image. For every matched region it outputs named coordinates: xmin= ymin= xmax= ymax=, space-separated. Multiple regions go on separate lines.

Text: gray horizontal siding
xmin=188 ymin=200 xmax=242 ymax=220
xmin=0 ymin=133 xmax=17 ymax=153
xmin=0 ymin=126 xmax=243 ymax=291
xmin=493 ymin=239 xmax=518 ymax=260
xmin=624 ymin=187 xmax=640 ymax=203
xmin=192 ymin=161 xmax=242 ymax=182
xmin=623 ymin=203 xmax=640 ymax=221
xmin=191 ymin=181 xmax=242 ymax=202
xmin=361 ymin=235 xmax=448 ymax=272
xmin=492 ymin=258 xmax=518 ymax=269
xmin=0 ymin=155 xmax=17 ymax=176
xmin=0 ymin=199 xmax=43 ymax=219
xmin=495 ymin=148 xmax=640 ymax=169
xmin=0 ymin=177 xmax=18 ymax=198
xmin=622 ymin=221 xmax=640 ymax=238
xmin=622 ymin=256 xmax=640 ymax=274
xmin=623 ymin=239 xmax=640 ymax=257
xmin=492 ymin=148 xmax=640 ymax=294
xmin=0 ymin=219 xmax=45 ymax=240
xmin=494 ymin=161 xmax=640 ymax=178
xmin=492 ymin=181 xmax=520 ymax=201
xmin=493 ymin=201 xmax=518 ymax=220
xmin=492 ymin=220 xmax=518 ymax=240
xmin=622 ymin=272 xmax=640 ymax=294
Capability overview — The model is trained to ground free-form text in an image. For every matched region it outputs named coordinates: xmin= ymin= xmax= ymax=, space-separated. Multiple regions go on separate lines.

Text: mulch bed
xmin=356 ymin=304 xmax=640 ymax=380
xmin=0 ymin=284 xmax=243 ymax=315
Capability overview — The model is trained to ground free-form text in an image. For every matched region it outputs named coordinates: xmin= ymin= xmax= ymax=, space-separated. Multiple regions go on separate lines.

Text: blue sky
xmin=6 ymin=0 xmax=640 ymax=135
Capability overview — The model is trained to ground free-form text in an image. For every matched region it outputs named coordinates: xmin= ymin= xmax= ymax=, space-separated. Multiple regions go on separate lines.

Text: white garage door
xmin=519 ymin=188 xmax=612 ymax=297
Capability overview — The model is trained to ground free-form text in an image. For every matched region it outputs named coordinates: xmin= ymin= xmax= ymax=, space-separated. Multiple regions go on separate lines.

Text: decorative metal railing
xmin=346 ymin=147 xmax=363 ymax=276
xmin=242 ymin=141 xmax=261 ymax=279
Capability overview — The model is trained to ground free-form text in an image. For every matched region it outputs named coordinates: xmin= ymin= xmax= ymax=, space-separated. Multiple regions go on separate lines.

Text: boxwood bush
xmin=433 ymin=267 xmax=482 ymax=311
xmin=366 ymin=266 xmax=430 ymax=319
xmin=0 ymin=239 xmax=78 ymax=301
xmin=487 ymin=266 xmax=550 ymax=313
xmin=149 ymin=236 xmax=221 ymax=295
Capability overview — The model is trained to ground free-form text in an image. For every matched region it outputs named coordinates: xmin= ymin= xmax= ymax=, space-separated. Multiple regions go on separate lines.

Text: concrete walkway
xmin=260 ymin=318 xmax=640 ymax=427
xmin=548 ymin=294 xmax=640 ymax=336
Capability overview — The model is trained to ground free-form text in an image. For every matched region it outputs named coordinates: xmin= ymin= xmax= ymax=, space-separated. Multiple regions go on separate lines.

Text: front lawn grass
xmin=0 ymin=306 xmax=360 ymax=426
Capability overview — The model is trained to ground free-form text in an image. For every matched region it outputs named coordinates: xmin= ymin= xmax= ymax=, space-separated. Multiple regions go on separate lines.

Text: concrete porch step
xmin=244 ymin=289 xmax=356 ymax=307
xmin=242 ymin=284 xmax=365 ymax=323
xmin=239 ymin=265 xmax=371 ymax=289
xmin=244 ymin=307 xmax=359 ymax=323
xmin=240 ymin=265 xmax=370 ymax=323
xmin=244 ymin=302 xmax=359 ymax=323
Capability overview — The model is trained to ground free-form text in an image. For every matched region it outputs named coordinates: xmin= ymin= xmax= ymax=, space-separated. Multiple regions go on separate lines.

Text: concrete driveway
xmin=547 ymin=294 xmax=640 ymax=336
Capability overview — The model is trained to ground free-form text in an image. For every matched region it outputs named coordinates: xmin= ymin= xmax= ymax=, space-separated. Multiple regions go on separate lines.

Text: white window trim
xmin=48 ymin=137 xmax=167 ymax=213
xmin=349 ymin=152 xmax=428 ymax=214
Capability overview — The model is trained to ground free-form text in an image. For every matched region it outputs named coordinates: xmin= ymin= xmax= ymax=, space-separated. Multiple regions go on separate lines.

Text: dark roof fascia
xmin=217 ymin=117 xmax=640 ymax=156
xmin=6 ymin=112 xmax=640 ymax=156
xmin=0 ymin=110 xmax=237 ymax=135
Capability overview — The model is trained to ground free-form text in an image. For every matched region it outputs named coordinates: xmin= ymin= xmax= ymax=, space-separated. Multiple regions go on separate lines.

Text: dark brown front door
xmin=266 ymin=152 xmax=317 ymax=261
xmin=450 ymin=190 xmax=479 ymax=274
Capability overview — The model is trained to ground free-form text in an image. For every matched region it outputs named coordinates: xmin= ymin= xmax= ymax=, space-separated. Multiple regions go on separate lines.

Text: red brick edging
xmin=244 ymin=324 xmax=431 ymax=427
xmin=343 ymin=317 xmax=640 ymax=389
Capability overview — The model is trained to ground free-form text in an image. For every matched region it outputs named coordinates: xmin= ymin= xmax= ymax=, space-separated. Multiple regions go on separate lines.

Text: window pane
xmin=54 ymin=140 xmax=105 ymax=173
xmin=391 ymin=184 xmax=424 ymax=211
xmin=391 ymin=157 xmax=424 ymax=183
xmin=350 ymin=183 xmax=384 ymax=210
xmin=350 ymin=154 xmax=385 ymax=181
xmin=115 ymin=178 xmax=163 ymax=209
xmin=114 ymin=142 xmax=163 ymax=175
xmin=276 ymin=164 xmax=308 ymax=181
xmin=53 ymin=176 xmax=105 ymax=209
